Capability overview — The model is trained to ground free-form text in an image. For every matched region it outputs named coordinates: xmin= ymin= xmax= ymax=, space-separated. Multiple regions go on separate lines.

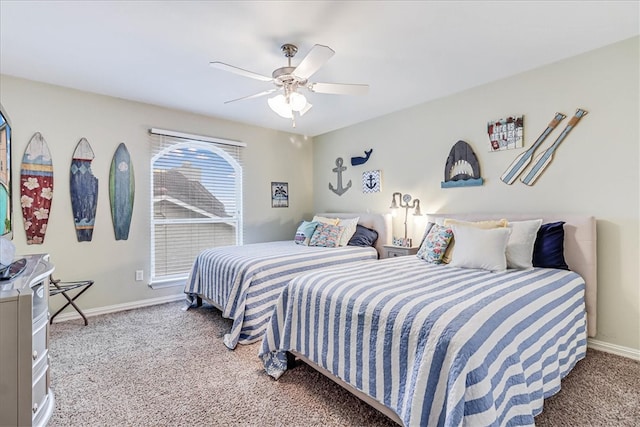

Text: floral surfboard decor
xmin=20 ymin=132 xmax=53 ymax=244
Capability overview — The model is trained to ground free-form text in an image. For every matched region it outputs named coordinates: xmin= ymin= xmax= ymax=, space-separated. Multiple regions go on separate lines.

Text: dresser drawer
xmin=32 ymin=316 xmax=48 ymax=368
xmin=32 ymin=362 xmax=48 ymax=418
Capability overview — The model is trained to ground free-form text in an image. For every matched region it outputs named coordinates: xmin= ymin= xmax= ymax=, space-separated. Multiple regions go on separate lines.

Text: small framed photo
xmin=392 ymin=237 xmax=413 ymax=248
xmin=271 ymin=182 xmax=289 ymax=208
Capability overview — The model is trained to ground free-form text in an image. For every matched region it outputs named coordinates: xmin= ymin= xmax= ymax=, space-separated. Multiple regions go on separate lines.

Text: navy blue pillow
xmin=532 ymin=221 xmax=569 ymax=270
xmin=347 ymin=224 xmax=378 ymax=247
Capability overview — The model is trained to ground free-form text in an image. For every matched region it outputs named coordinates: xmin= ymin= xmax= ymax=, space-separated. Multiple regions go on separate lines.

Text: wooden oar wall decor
xmin=501 ymin=108 xmax=588 ymax=186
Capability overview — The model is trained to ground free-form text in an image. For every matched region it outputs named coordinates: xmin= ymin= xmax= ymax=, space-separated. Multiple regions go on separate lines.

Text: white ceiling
xmin=1 ymin=1 xmax=638 ymax=137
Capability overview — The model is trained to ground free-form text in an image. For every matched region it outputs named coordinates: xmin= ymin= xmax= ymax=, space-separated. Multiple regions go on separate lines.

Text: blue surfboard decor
xmin=70 ymin=138 xmax=98 ymax=242
xmin=109 ymin=143 xmax=135 ymax=240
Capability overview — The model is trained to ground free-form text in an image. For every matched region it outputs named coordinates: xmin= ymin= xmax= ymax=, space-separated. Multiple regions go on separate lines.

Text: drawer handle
xmin=32 ymin=402 xmax=38 ymax=413
xmin=32 ymin=351 xmax=38 ymax=360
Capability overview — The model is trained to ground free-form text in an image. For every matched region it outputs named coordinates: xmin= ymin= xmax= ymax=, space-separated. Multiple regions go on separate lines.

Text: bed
xmin=184 ymin=212 xmax=391 ymax=349
xmin=259 ymin=213 xmax=596 ymax=426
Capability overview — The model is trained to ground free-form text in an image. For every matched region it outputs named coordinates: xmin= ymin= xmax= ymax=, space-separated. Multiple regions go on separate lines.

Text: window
xmin=149 ymin=129 xmax=244 ymax=287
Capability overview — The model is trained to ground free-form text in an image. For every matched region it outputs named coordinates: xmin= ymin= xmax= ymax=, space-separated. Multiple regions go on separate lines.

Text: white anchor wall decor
xmin=329 ymin=157 xmax=352 ymax=196
xmin=362 ymin=170 xmax=381 ymax=193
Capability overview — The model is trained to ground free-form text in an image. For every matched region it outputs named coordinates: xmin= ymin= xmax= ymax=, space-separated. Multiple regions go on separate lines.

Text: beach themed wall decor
xmin=70 ymin=138 xmax=98 ymax=241
xmin=109 ymin=143 xmax=135 ymax=240
xmin=487 ymin=115 xmax=524 ymax=151
xmin=271 ymin=182 xmax=288 ymax=208
xmin=351 ymin=149 xmax=373 ymax=166
xmin=0 ymin=105 xmax=12 ymax=237
xmin=500 ymin=112 xmax=566 ymax=185
xmin=329 ymin=157 xmax=351 ymax=196
xmin=20 ymin=132 xmax=53 ymax=244
xmin=520 ymin=108 xmax=588 ymax=186
xmin=441 ymin=140 xmax=483 ymax=188
xmin=362 ymin=170 xmax=381 ymax=193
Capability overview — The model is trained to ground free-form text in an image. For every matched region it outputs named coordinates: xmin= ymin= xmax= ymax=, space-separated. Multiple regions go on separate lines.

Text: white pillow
xmin=506 ymin=219 xmax=543 ymax=269
xmin=312 ymin=215 xmax=340 ymax=225
xmin=337 ymin=217 xmax=360 ymax=246
xmin=448 ymin=225 xmax=512 ymax=272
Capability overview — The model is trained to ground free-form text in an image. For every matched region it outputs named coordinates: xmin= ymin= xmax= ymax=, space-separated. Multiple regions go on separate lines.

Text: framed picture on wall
xmin=0 ymin=104 xmax=12 ymax=239
xmin=271 ymin=182 xmax=288 ymax=208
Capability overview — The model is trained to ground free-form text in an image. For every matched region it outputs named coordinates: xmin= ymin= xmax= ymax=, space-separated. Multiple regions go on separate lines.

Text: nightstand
xmin=382 ymin=245 xmax=419 ymax=259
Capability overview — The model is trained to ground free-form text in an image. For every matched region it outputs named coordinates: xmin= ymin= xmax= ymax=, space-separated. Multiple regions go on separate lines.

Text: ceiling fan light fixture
xmin=289 ymin=91 xmax=307 ymax=111
xmin=268 ymin=95 xmax=293 ymax=118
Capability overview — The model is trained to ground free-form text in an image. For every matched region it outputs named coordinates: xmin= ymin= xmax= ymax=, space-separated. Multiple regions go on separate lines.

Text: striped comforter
xmin=184 ymin=241 xmax=377 ymax=349
xmin=259 ymin=256 xmax=587 ymax=426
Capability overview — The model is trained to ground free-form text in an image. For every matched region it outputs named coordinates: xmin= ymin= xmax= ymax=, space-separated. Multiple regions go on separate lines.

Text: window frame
xmin=149 ymin=128 xmax=244 ymax=288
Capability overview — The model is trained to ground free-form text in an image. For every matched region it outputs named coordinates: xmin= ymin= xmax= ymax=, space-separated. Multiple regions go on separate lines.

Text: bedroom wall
xmin=0 ymin=75 xmax=314 ymax=313
xmin=312 ymin=37 xmax=640 ymax=354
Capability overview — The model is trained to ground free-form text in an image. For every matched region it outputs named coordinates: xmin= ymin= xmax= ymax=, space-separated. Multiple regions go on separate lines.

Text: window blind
xmin=149 ymin=129 xmax=244 ymax=285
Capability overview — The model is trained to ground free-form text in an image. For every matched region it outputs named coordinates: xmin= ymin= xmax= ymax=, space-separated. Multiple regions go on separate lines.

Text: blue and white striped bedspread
xmin=184 ymin=241 xmax=377 ymax=349
xmin=259 ymin=256 xmax=587 ymax=426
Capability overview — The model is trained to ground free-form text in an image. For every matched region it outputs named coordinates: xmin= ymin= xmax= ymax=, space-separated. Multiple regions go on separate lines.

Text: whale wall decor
xmin=441 ymin=140 xmax=484 ymax=188
xmin=350 ymin=148 xmax=373 ymax=166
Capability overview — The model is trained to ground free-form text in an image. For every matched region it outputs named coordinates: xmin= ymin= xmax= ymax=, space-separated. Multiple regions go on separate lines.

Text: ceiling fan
xmin=210 ymin=43 xmax=369 ymax=127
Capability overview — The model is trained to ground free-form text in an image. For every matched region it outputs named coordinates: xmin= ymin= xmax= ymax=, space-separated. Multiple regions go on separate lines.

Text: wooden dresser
xmin=0 ymin=254 xmax=55 ymax=427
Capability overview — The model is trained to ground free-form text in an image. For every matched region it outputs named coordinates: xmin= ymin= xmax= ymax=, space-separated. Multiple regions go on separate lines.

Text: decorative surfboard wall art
xmin=441 ymin=140 xmax=483 ymax=188
xmin=20 ymin=132 xmax=53 ymax=244
xmin=329 ymin=157 xmax=351 ymax=196
xmin=351 ymin=149 xmax=373 ymax=166
xmin=70 ymin=138 xmax=98 ymax=242
xmin=109 ymin=143 xmax=135 ymax=240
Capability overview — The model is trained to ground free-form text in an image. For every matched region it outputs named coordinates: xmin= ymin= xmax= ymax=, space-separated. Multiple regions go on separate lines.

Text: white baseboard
xmin=50 ymin=293 xmax=186 ymax=324
xmin=588 ymin=338 xmax=640 ymax=361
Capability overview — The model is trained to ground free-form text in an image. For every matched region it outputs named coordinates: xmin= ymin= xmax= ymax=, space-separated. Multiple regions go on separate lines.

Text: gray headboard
xmin=320 ymin=212 xmax=392 ymax=259
xmin=427 ymin=213 xmax=597 ymax=337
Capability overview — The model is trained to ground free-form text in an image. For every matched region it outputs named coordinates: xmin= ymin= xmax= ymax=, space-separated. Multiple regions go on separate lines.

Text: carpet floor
xmin=48 ymin=301 xmax=639 ymax=426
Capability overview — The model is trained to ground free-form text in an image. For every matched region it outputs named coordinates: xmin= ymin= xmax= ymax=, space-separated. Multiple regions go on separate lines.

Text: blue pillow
xmin=347 ymin=224 xmax=378 ymax=247
xmin=294 ymin=221 xmax=319 ymax=245
xmin=532 ymin=221 xmax=569 ymax=270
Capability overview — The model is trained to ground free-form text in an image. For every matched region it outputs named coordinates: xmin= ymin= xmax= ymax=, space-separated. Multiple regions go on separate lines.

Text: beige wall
xmin=0 ymin=75 xmax=314 ymax=311
xmin=313 ymin=37 xmax=640 ymax=352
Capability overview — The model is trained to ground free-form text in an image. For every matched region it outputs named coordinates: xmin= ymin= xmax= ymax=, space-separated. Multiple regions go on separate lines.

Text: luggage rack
xmin=49 ymin=276 xmax=94 ymax=325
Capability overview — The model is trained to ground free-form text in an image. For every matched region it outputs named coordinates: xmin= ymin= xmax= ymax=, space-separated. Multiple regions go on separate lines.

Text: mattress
xmin=185 ymin=240 xmax=378 ymax=349
xmin=260 ymin=256 xmax=587 ymax=426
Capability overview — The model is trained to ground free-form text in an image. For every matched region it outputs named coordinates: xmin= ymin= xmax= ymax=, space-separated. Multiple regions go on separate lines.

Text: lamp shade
xmin=268 ymin=95 xmax=293 ymax=118
xmin=289 ymin=92 xmax=307 ymax=111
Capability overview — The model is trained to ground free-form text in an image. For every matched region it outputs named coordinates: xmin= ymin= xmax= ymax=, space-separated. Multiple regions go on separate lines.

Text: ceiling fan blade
xmin=210 ymin=61 xmax=273 ymax=82
xmin=308 ymin=82 xmax=369 ymax=96
xmin=224 ymin=88 xmax=279 ymax=104
xmin=293 ymin=44 xmax=335 ymax=80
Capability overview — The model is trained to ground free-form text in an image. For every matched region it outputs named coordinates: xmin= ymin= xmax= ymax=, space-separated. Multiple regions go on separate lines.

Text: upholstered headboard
xmin=321 ymin=212 xmax=392 ymax=259
xmin=427 ymin=213 xmax=597 ymax=337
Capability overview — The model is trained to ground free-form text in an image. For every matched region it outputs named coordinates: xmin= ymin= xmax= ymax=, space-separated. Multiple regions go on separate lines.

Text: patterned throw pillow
xmin=309 ymin=223 xmax=344 ymax=248
xmin=416 ymin=223 xmax=454 ymax=264
xmin=294 ymin=221 xmax=319 ymax=245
